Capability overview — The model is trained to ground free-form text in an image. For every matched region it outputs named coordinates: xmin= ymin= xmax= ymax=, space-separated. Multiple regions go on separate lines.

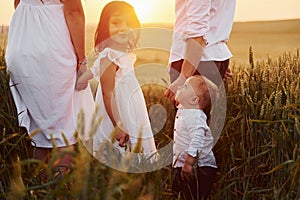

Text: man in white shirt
xmin=164 ymin=0 xmax=236 ymax=101
xmin=165 ymin=0 xmax=236 ymax=199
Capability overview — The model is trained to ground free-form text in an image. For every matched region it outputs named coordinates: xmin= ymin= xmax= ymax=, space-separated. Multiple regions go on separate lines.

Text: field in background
xmin=86 ymin=19 xmax=300 ymax=65
xmin=87 ymin=19 xmax=300 ymax=92
xmin=229 ymin=19 xmax=300 ymax=63
xmin=2 ymin=19 xmax=299 ymax=66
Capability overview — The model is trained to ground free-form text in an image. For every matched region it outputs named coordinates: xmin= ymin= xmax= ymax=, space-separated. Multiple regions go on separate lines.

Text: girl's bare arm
xmin=100 ymin=60 xmax=118 ymax=126
xmin=100 ymin=60 xmax=128 ymax=146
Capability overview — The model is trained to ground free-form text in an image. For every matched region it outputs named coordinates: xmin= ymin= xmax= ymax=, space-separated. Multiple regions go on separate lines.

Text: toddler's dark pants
xmin=172 ymin=166 xmax=216 ymax=200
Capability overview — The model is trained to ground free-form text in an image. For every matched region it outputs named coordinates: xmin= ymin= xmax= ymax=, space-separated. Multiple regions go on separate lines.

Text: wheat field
xmin=1 ymin=20 xmax=300 ymax=199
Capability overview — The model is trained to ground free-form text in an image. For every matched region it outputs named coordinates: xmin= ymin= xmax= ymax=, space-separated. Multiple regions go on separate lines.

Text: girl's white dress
xmin=5 ymin=0 xmax=94 ymax=147
xmin=91 ymin=48 xmax=157 ymax=155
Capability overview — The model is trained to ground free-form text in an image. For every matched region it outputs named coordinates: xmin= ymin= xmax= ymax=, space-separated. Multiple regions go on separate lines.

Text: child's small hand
xmin=181 ymin=154 xmax=196 ymax=179
xmin=181 ymin=163 xmax=194 ymax=179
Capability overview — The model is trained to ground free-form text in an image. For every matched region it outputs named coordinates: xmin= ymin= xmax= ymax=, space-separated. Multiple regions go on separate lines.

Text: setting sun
xmin=81 ymin=0 xmax=174 ymax=25
xmin=2 ymin=0 xmax=300 ymax=25
xmin=116 ymin=0 xmax=175 ymax=24
xmin=125 ymin=0 xmax=155 ymax=23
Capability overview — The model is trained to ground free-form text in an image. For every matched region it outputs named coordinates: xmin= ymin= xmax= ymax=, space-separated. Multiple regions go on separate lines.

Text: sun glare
xmin=125 ymin=0 xmax=154 ymax=23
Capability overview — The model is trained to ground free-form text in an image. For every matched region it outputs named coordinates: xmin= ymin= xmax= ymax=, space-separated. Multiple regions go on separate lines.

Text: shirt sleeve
xmin=182 ymin=111 xmax=210 ymax=157
xmin=185 ymin=0 xmax=210 ymax=38
xmin=186 ymin=125 xmax=207 ymax=157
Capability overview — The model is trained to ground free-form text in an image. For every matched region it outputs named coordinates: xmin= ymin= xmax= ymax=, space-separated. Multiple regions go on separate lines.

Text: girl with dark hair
xmin=76 ymin=1 xmax=157 ymax=160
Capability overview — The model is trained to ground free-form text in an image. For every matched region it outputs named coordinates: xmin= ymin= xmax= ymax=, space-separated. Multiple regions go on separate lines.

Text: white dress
xmin=90 ymin=48 xmax=157 ymax=156
xmin=5 ymin=0 xmax=94 ymax=148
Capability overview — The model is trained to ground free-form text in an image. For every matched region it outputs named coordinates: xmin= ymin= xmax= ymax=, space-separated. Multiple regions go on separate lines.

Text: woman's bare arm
xmin=62 ymin=0 xmax=86 ymax=64
xmin=14 ymin=0 xmax=20 ymax=9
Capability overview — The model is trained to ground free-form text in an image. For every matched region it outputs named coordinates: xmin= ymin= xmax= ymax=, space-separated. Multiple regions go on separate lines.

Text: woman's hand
xmin=75 ymin=65 xmax=92 ymax=91
xmin=75 ymin=74 xmax=88 ymax=90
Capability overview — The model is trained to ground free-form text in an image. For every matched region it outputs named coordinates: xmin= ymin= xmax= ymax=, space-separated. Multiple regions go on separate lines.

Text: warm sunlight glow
xmin=121 ymin=0 xmax=174 ymax=23
xmin=82 ymin=0 xmax=174 ymax=25
xmin=124 ymin=0 xmax=156 ymax=23
xmin=1 ymin=0 xmax=300 ymax=25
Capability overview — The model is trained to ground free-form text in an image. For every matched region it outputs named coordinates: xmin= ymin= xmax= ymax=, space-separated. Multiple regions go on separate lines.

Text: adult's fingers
xmin=223 ymin=68 xmax=232 ymax=82
xmin=75 ymin=82 xmax=88 ymax=91
xmin=164 ymin=88 xmax=175 ymax=102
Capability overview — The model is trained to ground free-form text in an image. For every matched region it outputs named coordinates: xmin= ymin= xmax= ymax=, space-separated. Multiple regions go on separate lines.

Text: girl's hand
xmin=116 ymin=129 xmax=129 ymax=147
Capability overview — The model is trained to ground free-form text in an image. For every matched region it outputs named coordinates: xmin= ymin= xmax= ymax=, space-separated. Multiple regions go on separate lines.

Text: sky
xmin=1 ymin=0 xmax=300 ymax=25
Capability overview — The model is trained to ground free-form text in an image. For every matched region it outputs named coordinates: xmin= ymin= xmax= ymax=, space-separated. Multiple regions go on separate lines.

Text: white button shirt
xmin=173 ymin=108 xmax=217 ymax=168
xmin=169 ymin=0 xmax=236 ymax=63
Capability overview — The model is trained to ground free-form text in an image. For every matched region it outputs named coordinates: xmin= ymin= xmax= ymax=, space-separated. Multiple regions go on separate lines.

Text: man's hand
xmin=164 ymin=75 xmax=186 ymax=102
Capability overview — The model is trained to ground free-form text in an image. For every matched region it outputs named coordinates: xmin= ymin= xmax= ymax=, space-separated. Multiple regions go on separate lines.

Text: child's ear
xmin=189 ymin=96 xmax=199 ymax=105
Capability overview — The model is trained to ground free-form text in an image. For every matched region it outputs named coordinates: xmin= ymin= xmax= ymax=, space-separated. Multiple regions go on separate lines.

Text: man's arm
xmin=164 ymin=37 xmax=207 ymax=101
xmin=179 ymin=0 xmax=210 ymax=78
xmin=181 ymin=36 xmax=206 ymax=78
xmin=164 ymin=0 xmax=210 ymax=101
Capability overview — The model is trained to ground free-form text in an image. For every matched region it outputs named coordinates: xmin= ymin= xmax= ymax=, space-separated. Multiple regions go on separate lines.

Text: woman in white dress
xmin=5 ymin=0 xmax=94 ymax=178
xmin=76 ymin=1 xmax=157 ymax=163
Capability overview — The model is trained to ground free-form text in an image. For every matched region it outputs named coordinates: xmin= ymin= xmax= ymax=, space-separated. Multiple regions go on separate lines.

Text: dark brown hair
xmin=94 ymin=1 xmax=140 ymax=50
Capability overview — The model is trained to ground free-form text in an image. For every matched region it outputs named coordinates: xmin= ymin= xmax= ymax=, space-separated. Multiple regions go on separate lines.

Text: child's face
xmin=175 ymin=77 xmax=199 ymax=107
xmin=109 ymin=11 xmax=133 ymax=46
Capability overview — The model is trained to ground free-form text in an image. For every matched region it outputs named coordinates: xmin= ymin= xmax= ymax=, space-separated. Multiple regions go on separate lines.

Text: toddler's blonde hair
xmin=192 ymin=75 xmax=219 ymax=117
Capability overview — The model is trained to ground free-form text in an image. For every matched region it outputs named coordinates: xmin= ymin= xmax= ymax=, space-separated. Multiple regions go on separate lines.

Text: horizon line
xmin=1 ymin=18 xmax=300 ymax=27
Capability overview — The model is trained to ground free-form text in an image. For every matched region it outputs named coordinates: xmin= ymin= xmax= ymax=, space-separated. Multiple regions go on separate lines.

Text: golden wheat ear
xmin=132 ymin=128 xmax=143 ymax=153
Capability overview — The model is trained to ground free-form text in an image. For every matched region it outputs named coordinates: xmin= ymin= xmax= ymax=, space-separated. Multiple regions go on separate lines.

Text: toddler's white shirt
xmin=173 ymin=108 xmax=217 ymax=168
